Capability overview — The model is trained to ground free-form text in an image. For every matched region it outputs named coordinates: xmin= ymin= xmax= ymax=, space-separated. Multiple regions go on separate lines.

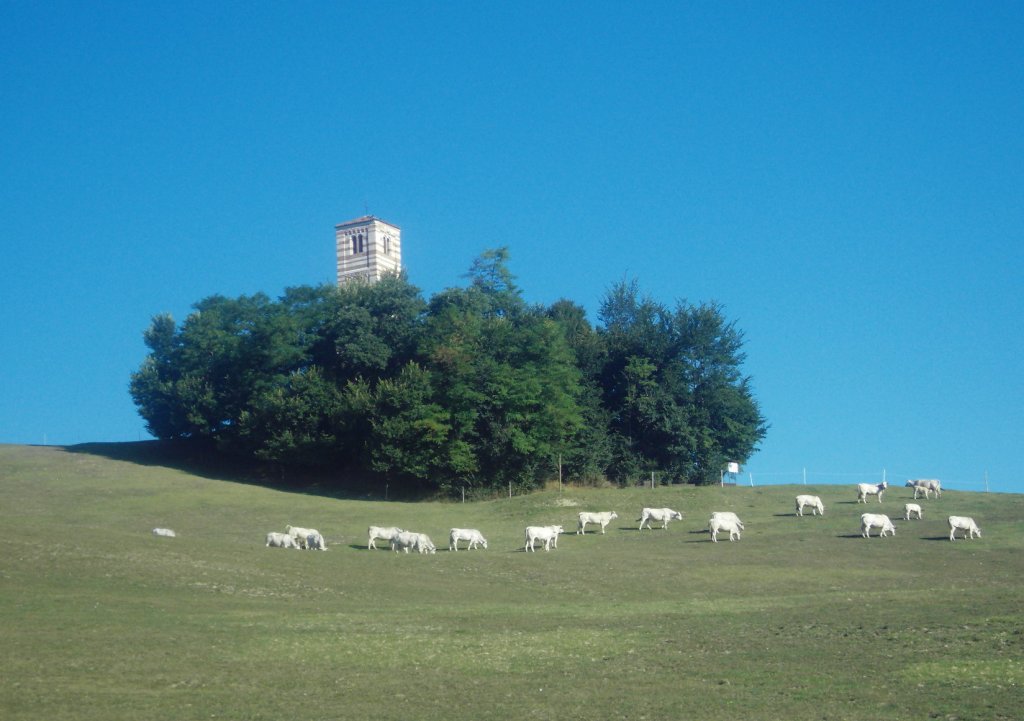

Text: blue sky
xmin=2 ymin=2 xmax=1021 ymax=492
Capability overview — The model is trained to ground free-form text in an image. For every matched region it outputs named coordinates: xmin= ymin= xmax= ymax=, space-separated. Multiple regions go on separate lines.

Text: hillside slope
xmin=1 ymin=444 xmax=1021 ymax=721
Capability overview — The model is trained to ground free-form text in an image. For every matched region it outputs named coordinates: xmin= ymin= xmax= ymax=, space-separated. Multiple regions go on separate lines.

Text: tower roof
xmin=335 ymin=215 xmax=400 ymax=230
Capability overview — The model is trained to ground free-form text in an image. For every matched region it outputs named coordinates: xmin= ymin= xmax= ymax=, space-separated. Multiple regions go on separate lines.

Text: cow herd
xmin=813 ymin=478 xmax=981 ymax=541
xmin=262 ymin=477 xmax=982 ymax=553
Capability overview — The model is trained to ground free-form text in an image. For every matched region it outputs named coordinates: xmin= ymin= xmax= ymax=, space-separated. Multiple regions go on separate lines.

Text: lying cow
xmin=709 ymin=514 xmax=743 ymax=542
xmin=524 ymin=525 xmax=564 ymax=552
xmin=860 ymin=513 xmax=896 ymax=538
xmin=266 ymin=531 xmax=300 ymax=549
xmin=948 ymin=515 xmax=980 ymax=541
xmin=904 ymin=503 xmax=923 ymax=521
xmin=856 ymin=482 xmax=887 ymax=503
xmin=577 ymin=511 xmax=618 ymax=535
xmin=449 ymin=528 xmax=488 ymax=551
xmin=367 ymin=526 xmax=404 ymax=550
xmin=152 ymin=527 xmax=177 ymax=538
xmin=637 ymin=507 xmax=683 ymax=530
xmin=795 ymin=494 xmax=824 ymax=517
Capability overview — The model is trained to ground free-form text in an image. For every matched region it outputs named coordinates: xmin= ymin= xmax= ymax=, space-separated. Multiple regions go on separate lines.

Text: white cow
xmin=286 ymin=524 xmax=322 ymax=549
xmin=710 ymin=511 xmax=745 ymax=530
xmin=266 ymin=531 xmax=300 ymax=549
xmin=367 ymin=526 xmax=404 ymax=550
xmin=524 ymin=525 xmax=564 ymax=552
xmin=449 ymin=528 xmax=488 ymax=551
xmin=709 ymin=515 xmax=742 ymax=542
xmin=795 ymin=495 xmax=824 ymax=517
xmin=856 ymin=482 xmax=887 ymax=503
xmin=909 ymin=478 xmax=942 ymax=498
xmin=860 ymin=513 xmax=896 ymax=538
xmin=904 ymin=503 xmax=923 ymax=521
xmin=637 ymin=507 xmax=683 ymax=530
xmin=905 ymin=480 xmax=932 ymax=500
xmin=948 ymin=515 xmax=981 ymax=541
xmin=305 ymin=531 xmax=328 ymax=550
xmin=413 ymin=533 xmax=437 ymax=554
xmin=152 ymin=527 xmax=177 ymax=537
xmin=577 ymin=511 xmax=619 ymax=534
xmin=391 ymin=531 xmax=420 ymax=553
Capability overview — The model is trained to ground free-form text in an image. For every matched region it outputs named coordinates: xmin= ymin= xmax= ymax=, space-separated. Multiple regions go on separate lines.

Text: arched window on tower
xmin=384 ymin=236 xmax=391 ymax=255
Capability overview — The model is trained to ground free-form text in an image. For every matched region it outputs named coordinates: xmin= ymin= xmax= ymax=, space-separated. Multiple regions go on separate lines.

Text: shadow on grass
xmin=63 ymin=440 xmax=413 ymax=502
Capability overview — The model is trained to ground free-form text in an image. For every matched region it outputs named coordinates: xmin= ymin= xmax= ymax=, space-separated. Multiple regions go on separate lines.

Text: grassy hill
xmin=1 ymin=443 xmax=1021 ymax=721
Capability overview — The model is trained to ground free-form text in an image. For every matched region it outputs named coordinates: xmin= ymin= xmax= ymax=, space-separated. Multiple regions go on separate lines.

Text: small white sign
xmin=727 ymin=462 xmax=740 ymax=474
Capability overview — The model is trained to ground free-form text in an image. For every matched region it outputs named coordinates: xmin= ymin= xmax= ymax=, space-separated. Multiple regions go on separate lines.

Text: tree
xmin=129 ymin=252 xmax=765 ymax=493
xmin=597 ymin=280 xmax=766 ymax=484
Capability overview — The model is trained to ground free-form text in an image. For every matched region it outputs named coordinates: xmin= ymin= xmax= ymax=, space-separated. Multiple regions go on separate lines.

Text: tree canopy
xmin=130 ymin=249 xmax=766 ymax=494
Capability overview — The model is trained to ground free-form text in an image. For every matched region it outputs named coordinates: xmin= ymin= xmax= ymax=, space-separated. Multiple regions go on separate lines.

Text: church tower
xmin=335 ymin=215 xmax=402 ymax=285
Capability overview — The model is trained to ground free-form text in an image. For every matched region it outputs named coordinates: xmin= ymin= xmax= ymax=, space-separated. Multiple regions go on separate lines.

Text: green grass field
xmin=1 ymin=443 xmax=1021 ymax=721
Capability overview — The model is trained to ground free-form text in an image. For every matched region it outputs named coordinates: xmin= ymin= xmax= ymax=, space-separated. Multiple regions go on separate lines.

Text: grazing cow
xmin=524 ymin=525 xmax=564 ymax=552
xmin=948 ymin=516 xmax=981 ymax=541
xmin=391 ymin=531 xmax=420 ymax=553
xmin=577 ymin=511 xmax=619 ymax=535
xmin=413 ymin=533 xmax=437 ymax=554
xmin=637 ymin=507 xmax=684 ymax=530
xmin=795 ymin=495 xmax=825 ymax=517
xmin=449 ymin=528 xmax=488 ymax=551
xmin=923 ymin=479 xmax=942 ymax=498
xmin=266 ymin=531 xmax=300 ymax=549
xmin=904 ymin=503 xmax=923 ymax=521
xmin=286 ymin=525 xmax=322 ymax=549
xmin=152 ymin=527 xmax=176 ymax=537
xmin=860 ymin=513 xmax=896 ymax=538
xmin=367 ymin=526 xmax=404 ymax=550
xmin=856 ymin=482 xmax=888 ymax=503
xmin=709 ymin=515 xmax=742 ymax=542
xmin=305 ymin=531 xmax=328 ymax=551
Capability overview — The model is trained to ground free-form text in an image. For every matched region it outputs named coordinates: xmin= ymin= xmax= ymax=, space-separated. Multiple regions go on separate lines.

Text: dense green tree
xmin=598 ymin=280 xmax=766 ymax=484
xmin=545 ymin=299 xmax=612 ymax=482
xmin=419 ymin=256 xmax=584 ymax=492
xmin=130 ymin=251 xmax=765 ymax=493
xmin=310 ymin=274 xmax=426 ymax=383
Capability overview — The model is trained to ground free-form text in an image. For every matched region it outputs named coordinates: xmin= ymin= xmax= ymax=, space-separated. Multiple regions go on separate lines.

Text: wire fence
xmin=724 ymin=469 xmax=1011 ymax=494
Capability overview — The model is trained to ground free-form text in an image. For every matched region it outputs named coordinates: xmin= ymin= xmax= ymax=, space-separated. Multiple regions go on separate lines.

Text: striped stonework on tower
xmin=335 ymin=215 xmax=402 ymax=285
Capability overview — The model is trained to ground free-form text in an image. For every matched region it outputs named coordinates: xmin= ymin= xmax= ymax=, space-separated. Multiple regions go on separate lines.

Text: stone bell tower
xmin=335 ymin=215 xmax=401 ymax=285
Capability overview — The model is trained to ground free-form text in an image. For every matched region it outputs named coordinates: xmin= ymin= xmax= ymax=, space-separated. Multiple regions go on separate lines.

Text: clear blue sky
xmin=2 ymin=2 xmax=1021 ymax=492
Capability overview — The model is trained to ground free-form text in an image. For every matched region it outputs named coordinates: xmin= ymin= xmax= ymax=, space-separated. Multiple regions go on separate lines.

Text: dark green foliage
xmin=130 ymin=254 xmax=767 ymax=493
xmin=599 ymin=280 xmax=767 ymax=484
